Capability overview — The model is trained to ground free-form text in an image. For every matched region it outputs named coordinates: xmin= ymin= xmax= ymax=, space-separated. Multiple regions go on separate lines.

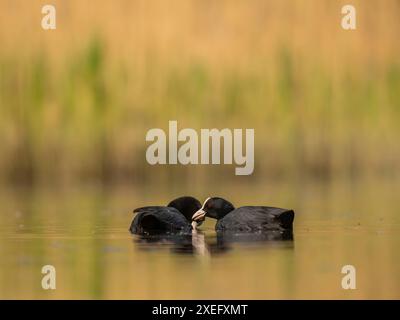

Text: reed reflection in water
xmin=0 ymin=178 xmax=399 ymax=299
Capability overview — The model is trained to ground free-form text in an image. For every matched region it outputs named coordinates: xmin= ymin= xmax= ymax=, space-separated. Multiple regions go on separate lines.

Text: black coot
xmin=130 ymin=196 xmax=201 ymax=235
xmin=192 ymin=197 xmax=295 ymax=232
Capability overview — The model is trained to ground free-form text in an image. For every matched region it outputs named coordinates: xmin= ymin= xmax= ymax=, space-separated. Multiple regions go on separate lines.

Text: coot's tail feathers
xmin=278 ymin=210 xmax=295 ymax=229
xmin=133 ymin=206 xmax=164 ymax=214
xmin=130 ymin=206 xmax=192 ymax=235
xmin=130 ymin=212 xmax=170 ymax=234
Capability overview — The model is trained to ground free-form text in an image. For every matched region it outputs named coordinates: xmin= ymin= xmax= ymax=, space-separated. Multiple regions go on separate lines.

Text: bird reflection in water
xmin=132 ymin=229 xmax=293 ymax=257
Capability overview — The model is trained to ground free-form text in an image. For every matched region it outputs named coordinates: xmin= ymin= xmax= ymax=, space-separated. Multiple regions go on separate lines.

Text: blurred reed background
xmin=0 ymin=0 xmax=399 ymax=185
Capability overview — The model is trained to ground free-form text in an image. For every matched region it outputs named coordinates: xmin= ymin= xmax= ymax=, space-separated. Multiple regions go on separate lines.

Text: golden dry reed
xmin=0 ymin=0 xmax=399 ymax=184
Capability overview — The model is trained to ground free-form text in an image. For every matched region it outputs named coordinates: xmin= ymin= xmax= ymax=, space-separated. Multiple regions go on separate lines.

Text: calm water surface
xmin=1 ymin=179 xmax=399 ymax=299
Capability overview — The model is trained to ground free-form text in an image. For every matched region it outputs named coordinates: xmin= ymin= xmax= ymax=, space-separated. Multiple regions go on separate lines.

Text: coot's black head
xmin=193 ymin=197 xmax=235 ymax=221
xmin=167 ymin=196 xmax=202 ymax=221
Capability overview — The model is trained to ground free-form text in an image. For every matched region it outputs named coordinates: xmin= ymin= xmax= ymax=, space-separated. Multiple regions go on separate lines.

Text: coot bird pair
xmin=130 ymin=196 xmax=295 ymax=235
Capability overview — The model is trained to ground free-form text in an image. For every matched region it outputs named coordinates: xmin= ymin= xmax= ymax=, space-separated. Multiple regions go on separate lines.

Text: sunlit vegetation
xmin=0 ymin=0 xmax=399 ymax=184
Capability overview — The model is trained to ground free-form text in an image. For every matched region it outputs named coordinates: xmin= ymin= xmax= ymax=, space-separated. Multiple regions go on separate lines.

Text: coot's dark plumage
xmin=192 ymin=197 xmax=295 ymax=232
xmin=130 ymin=196 xmax=201 ymax=235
